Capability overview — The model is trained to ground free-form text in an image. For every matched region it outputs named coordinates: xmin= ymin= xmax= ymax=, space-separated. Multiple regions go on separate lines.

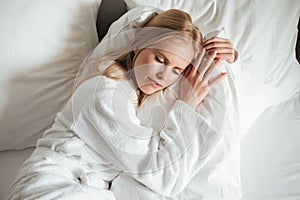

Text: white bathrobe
xmin=9 ymin=75 xmax=225 ymax=200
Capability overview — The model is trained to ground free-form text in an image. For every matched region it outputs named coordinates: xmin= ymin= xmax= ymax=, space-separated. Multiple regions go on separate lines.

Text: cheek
xmin=133 ymin=63 xmax=152 ymax=79
xmin=165 ymin=76 xmax=180 ymax=87
xmin=134 ymin=50 xmax=153 ymax=66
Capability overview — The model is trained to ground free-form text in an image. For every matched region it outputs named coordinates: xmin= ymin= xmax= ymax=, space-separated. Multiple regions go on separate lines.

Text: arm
xmin=71 ymin=77 xmax=222 ymax=196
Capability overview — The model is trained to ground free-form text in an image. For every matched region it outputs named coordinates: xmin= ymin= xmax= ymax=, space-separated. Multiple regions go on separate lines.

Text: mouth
xmin=147 ymin=76 xmax=162 ymax=88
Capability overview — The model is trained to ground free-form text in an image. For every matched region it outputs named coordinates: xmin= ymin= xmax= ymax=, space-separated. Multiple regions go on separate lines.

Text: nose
xmin=156 ymin=66 xmax=168 ymax=80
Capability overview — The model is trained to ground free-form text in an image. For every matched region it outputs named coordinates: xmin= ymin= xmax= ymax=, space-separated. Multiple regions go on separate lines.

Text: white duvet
xmin=8 ymin=4 xmax=300 ymax=200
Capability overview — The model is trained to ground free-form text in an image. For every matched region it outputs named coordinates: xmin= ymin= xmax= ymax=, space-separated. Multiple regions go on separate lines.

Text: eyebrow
xmin=155 ymin=50 xmax=186 ymax=71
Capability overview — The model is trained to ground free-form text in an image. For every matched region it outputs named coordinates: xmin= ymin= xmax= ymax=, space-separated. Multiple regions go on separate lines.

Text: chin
xmin=140 ymin=87 xmax=160 ymax=95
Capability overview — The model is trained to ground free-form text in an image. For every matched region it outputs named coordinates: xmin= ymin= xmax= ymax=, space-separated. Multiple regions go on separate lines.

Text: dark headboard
xmin=96 ymin=0 xmax=127 ymax=41
xmin=296 ymin=19 xmax=300 ymax=62
xmin=96 ymin=1 xmax=300 ymax=63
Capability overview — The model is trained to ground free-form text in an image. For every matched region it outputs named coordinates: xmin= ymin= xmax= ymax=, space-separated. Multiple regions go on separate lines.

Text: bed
xmin=0 ymin=0 xmax=299 ymax=199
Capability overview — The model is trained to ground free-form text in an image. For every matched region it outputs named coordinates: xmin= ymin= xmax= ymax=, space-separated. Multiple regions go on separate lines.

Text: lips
xmin=147 ymin=77 xmax=162 ymax=87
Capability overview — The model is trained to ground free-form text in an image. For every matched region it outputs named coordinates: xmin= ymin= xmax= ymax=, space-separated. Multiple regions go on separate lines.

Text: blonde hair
xmin=103 ymin=9 xmax=202 ymax=106
xmin=71 ymin=9 xmax=203 ymax=107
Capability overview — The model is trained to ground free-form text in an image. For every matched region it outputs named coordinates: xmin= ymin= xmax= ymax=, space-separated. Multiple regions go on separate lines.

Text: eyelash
xmin=155 ymin=55 xmax=181 ymax=75
xmin=172 ymin=69 xmax=181 ymax=75
xmin=155 ymin=55 xmax=165 ymax=64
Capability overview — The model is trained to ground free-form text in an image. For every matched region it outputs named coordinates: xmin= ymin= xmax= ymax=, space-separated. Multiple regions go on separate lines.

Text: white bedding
xmin=1 ymin=94 xmax=299 ymax=200
xmin=111 ymin=94 xmax=300 ymax=200
xmin=7 ymin=66 xmax=237 ymax=200
xmin=240 ymin=94 xmax=300 ymax=200
xmin=0 ymin=0 xmax=101 ymax=150
xmin=1 ymin=0 xmax=300 ymax=199
xmin=0 ymin=148 xmax=34 ymax=200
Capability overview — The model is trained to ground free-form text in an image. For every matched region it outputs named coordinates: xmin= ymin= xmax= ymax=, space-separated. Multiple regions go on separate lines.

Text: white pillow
xmin=123 ymin=0 xmax=300 ymax=136
xmin=0 ymin=0 xmax=102 ymax=151
xmin=124 ymin=0 xmax=299 ymax=60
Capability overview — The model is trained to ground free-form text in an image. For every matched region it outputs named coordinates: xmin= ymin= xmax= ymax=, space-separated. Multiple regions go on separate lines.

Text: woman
xmin=9 ymin=9 xmax=236 ymax=200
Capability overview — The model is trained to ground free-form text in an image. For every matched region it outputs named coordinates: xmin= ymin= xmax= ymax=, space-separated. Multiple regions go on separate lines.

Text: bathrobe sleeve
xmin=71 ymin=76 xmax=222 ymax=196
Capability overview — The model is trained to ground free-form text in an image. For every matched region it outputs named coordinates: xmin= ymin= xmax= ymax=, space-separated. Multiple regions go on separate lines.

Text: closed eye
xmin=172 ymin=67 xmax=182 ymax=75
xmin=155 ymin=55 xmax=165 ymax=64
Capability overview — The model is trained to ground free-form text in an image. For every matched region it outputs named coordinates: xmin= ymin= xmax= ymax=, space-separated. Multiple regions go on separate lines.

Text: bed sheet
xmin=240 ymin=94 xmax=300 ymax=200
xmin=0 ymin=148 xmax=34 ymax=200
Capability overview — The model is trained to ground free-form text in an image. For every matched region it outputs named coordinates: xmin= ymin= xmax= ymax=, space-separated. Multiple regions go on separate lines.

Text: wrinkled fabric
xmin=9 ymin=75 xmax=225 ymax=199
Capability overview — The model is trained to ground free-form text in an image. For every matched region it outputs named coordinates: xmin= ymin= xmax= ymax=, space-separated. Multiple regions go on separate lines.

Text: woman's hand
xmin=203 ymin=37 xmax=237 ymax=63
xmin=179 ymin=50 xmax=226 ymax=110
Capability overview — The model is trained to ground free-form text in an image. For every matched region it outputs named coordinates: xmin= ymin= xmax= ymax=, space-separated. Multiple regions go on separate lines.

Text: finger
xmin=215 ymin=53 xmax=235 ymax=63
xmin=202 ymin=59 xmax=222 ymax=82
xmin=203 ymin=42 xmax=234 ymax=51
xmin=203 ymin=37 xmax=233 ymax=49
xmin=203 ymin=62 xmax=219 ymax=82
xmin=208 ymin=72 xmax=227 ymax=88
xmin=203 ymin=37 xmax=231 ymax=45
xmin=206 ymin=48 xmax=235 ymax=54
xmin=182 ymin=64 xmax=193 ymax=78
xmin=189 ymin=63 xmax=199 ymax=78
xmin=191 ymin=48 xmax=205 ymax=77
xmin=198 ymin=51 xmax=217 ymax=77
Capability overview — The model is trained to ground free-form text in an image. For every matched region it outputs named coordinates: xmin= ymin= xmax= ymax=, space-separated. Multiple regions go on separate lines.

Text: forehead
xmin=149 ymin=38 xmax=195 ymax=64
